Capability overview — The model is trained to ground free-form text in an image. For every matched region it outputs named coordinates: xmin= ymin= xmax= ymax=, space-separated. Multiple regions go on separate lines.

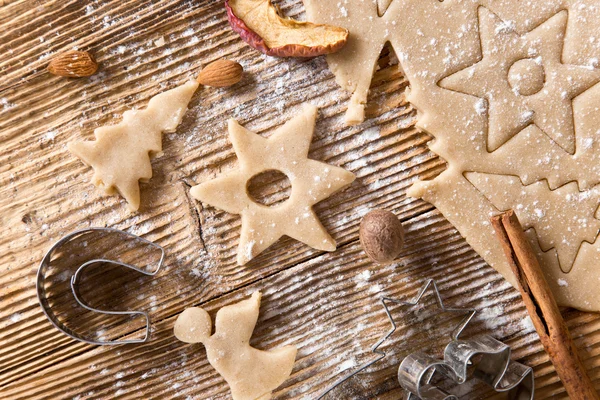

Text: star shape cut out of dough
xmin=190 ymin=104 xmax=355 ymax=265
xmin=441 ymin=8 xmax=600 ymax=154
xmin=317 ymin=280 xmax=475 ymax=399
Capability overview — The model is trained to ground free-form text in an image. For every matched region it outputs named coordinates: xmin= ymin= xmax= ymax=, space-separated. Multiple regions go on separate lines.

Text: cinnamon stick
xmin=491 ymin=210 xmax=598 ymax=400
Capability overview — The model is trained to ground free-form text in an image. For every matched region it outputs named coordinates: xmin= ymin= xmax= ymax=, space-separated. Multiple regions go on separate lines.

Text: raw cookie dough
xmin=440 ymin=9 xmax=600 ymax=154
xmin=69 ymin=80 xmax=199 ymax=210
xmin=466 ymin=173 xmax=600 ymax=273
xmin=304 ymin=0 xmax=600 ymax=311
xmin=191 ymin=104 xmax=355 ymax=265
xmin=174 ymin=292 xmax=297 ymax=400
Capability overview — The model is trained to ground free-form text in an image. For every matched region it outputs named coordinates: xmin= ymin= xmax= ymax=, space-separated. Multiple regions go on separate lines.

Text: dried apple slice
xmin=225 ymin=0 xmax=349 ymax=57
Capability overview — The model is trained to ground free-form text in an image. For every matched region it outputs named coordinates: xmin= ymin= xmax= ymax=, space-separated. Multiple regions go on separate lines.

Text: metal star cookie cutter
xmin=37 ymin=228 xmax=164 ymax=345
xmin=317 ymin=279 xmax=534 ymax=399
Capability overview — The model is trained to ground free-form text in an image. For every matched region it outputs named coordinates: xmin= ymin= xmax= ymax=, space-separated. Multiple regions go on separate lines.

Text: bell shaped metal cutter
xmin=37 ymin=227 xmax=164 ymax=345
xmin=399 ymin=334 xmax=534 ymax=400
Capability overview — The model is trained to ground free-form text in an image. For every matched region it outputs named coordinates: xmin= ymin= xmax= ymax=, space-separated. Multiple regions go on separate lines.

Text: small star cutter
xmin=191 ymin=104 xmax=356 ymax=265
xmin=317 ymin=279 xmax=534 ymax=399
xmin=317 ymin=279 xmax=476 ymax=399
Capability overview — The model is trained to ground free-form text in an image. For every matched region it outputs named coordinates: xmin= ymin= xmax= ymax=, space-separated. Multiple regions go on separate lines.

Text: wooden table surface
xmin=2 ymin=1 xmax=600 ymax=399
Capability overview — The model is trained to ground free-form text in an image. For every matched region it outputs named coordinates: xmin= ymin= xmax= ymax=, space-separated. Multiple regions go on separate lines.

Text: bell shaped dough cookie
xmin=174 ymin=292 xmax=297 ymax=400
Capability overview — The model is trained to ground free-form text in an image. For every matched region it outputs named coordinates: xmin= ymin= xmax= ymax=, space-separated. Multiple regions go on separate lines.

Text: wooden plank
xmin=0 ymin=0 xmax=432 ymax=387
xmin=2 ymin=0 xmax=600 ymax=399
xmin=2 ymin=212 xmax=600 ymax=399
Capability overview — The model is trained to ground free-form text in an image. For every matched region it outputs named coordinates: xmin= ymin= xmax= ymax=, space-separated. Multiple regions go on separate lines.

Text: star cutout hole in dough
xmin=190 ymin=104 xmax=356 ymax=265
xmin=440 ymin=7 xmax=600 ymax=154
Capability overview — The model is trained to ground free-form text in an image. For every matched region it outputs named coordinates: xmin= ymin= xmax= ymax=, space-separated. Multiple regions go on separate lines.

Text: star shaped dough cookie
xmin=441 ymin=8 xmax=600 ymax=154
xmin=190 ymin=104 xmax=355 ymax=265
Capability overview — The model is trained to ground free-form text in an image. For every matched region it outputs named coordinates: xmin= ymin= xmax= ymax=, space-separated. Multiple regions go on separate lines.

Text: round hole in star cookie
xmin=508 ymin=58 xmax=546 ymax=97
xmin=246 ymin=169 xmax=292 ymax=207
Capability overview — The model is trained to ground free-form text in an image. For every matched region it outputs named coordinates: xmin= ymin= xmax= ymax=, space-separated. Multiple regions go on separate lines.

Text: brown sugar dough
xmin=69 ymin=80 xmax=199 ymax=210
xmin=190 ymin=104 xmax=355 ymax=265
xmin=304 ymin=0 xmax=482 ymax=125
xmin=304 ymin=0 xmax=600 ymax=311
xmin=174 ymin=292 xmax=297 ymax=400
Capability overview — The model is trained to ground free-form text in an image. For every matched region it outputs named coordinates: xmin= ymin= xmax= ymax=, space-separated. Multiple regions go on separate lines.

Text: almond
xmin=47 ymin=50 xmax=98 ymax=78
xmin=196 ymin=59 xmax=243 ymax=87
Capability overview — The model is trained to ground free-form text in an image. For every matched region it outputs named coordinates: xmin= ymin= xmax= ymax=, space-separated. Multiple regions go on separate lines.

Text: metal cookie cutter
xmin=317 ymin=280 xmax=476 ymax=399
xmin=317 ymin=279 xmax=534 ymax=400
xmin=399 ymin=335 xmax=534 ymax=400
xmin=37 ymin=228 xmax=164 ymax=345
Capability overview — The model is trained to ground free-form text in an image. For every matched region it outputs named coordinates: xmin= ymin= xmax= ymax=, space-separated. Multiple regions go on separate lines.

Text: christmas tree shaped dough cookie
xmin=174 ymin=292 xmax=297 ymax=400
xmin=191 ymin=104 xmax=355 ymax=265
xmin=69 ymin=80 xmax=199 ymax=210
xmin=466 ymin=173 xmax=600 ymax=273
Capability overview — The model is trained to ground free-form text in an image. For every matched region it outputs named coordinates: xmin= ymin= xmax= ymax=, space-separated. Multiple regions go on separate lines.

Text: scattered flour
xmin=355 ymin=269 xmax=371 ymax=282
xmin=45 ymin=130 xmax=57 ymax=141
xmin=10 ymin=313 xmax=22 ymax=323
xmin=337 ymin=359 xmax=356 ymax=371
xmin=558 ymin=278 xmax=569 ymax=287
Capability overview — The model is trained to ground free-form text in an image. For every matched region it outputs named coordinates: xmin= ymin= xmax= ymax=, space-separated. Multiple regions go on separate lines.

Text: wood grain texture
xmin=1 ymin=0 xmax=600 ymax=399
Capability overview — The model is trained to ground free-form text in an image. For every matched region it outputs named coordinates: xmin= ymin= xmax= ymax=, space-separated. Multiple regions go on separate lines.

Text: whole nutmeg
xmin=359 ymin=210 xmax=404 ymax=264
xmin=196 ymin=59 xmax=243 ymax=87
